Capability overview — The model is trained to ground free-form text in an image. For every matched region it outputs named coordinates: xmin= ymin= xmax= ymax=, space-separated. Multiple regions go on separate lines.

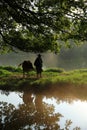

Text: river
xmin=0 ymin=85 xmax=87 ymax=130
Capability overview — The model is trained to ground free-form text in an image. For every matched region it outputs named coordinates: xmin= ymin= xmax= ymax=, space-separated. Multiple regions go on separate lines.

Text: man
xmin=34 ymin=54 xmax=43 ymax=78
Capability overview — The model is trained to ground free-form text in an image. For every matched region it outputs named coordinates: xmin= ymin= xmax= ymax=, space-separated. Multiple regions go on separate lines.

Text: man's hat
xmin=38 ymin=54 xmax=41 ymax=57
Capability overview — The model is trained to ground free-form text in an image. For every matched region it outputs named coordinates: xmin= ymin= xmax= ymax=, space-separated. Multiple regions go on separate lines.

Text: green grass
xmin=0 ymin=66 xmax=87 ymax=90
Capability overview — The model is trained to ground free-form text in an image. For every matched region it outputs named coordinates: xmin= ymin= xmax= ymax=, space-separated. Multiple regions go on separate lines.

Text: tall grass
xmin=0 ymin=66 xmax=87 ymax=90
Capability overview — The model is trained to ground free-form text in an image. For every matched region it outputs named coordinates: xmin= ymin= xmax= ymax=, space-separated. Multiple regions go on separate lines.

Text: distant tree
xmin=0 ymin=0 xmax=87 ymax=53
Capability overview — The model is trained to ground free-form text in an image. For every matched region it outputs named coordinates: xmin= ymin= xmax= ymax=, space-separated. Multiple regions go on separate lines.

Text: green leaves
xmin=0 ymin=0 xmax=87 ymax=53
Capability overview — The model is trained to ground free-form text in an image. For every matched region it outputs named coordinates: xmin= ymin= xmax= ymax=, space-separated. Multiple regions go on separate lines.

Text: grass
xmin=0 ymin=66 xmax=87 ymax=90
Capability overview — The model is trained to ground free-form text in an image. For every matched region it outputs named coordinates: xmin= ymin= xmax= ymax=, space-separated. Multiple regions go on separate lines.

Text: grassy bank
xmin=0 ymin=66 xmax=87 ymax=91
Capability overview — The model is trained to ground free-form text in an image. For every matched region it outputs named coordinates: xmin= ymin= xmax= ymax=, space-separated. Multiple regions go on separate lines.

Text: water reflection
xmin=0 ymin=91 xmax=23 ymax=108
xmin=0 ymin=85 xmax=87 ymax=130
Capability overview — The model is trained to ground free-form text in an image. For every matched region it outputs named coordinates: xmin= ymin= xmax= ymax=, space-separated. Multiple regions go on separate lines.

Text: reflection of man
xmin=34 ymin=54 xmax=43 ymax=78
xmin=34 ymin=94 xmax=43 ymax=112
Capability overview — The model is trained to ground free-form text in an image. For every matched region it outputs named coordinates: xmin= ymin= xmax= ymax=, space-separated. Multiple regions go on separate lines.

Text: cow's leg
xmin=26 ymin=71 xmax=30 ymax=78
xmin=27 ymin=72 xmax=29 ymax=77
xmin=23 ymin=70 xmax=28 ymax=78
xmin=23 ymin=71 xmax=25 ymax=78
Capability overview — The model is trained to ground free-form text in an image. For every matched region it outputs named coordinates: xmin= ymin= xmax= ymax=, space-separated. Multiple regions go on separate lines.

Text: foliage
xmin=0 ymin=0 xmax=87 ymax=53
xmin=0 ymin=67 xmax=12 ymax=76
xmin=0 ymin=66 xmax=21 ymax=72
xmin=45 ymin=68 xmax=64 ymax=73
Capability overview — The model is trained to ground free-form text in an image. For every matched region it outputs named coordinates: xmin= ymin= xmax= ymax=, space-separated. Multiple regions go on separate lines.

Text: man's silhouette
xmin=34 ymin=54 xmax=43 ymax=78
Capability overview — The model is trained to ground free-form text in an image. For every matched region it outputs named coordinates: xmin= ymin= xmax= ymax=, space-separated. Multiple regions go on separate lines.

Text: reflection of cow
xmin=18 ymin=60 xmax=34 ymax=78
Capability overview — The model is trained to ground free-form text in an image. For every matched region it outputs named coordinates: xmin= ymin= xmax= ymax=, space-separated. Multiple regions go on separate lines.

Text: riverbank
xmin=0 ymin=66 xmax=87 ymax=91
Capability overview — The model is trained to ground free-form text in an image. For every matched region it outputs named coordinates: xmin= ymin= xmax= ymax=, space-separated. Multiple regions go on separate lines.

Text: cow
xmin=18 ymin=60 xmax=34 ymax=78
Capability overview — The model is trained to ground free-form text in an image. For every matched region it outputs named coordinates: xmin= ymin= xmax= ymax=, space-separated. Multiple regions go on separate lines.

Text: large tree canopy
xmin=0 ymin=0 xmax=87 ymax=53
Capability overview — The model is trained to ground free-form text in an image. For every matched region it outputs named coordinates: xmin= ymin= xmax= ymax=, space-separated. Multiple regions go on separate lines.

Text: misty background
xmin=0 ymin=43 xmax=87 ymax=71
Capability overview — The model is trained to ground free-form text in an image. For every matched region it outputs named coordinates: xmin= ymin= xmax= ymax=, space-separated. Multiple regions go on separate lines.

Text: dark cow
xmin=19 ymin=60 xmax=34 ymax=78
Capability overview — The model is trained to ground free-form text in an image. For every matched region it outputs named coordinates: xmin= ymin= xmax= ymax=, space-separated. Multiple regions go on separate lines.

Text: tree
xmin=0 ymin=0 xmax=87 ymax=53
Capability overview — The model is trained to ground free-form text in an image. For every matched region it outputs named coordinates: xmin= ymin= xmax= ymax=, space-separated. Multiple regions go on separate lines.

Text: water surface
xmin=0 ymin=85 xmax=87 ymax=130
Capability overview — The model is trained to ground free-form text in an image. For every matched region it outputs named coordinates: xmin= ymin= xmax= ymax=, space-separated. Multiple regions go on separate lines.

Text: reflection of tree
xmin=0 ymin=87 xmax=82 ymax=130
xmin=0 ymin=90 xmax=10 ymax=96
xmin=0 ymin=99 xmax=61 ymax=130
xmin=65 ymin=120 xmax=80 ymax=130
xmin=44 ymin=85 xmax=87 ymax=104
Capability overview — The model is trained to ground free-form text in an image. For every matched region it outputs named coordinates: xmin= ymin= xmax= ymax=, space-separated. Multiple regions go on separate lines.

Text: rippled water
xmin=0 ymin=85 xmax=87 ymax=130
